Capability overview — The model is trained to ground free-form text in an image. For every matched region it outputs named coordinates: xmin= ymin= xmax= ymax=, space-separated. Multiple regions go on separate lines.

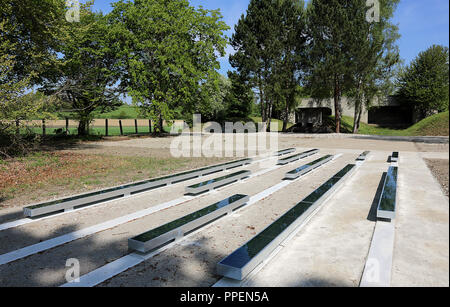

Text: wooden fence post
xmin=119 ymin=119 xmax=123 ymax=136
xmin=42 ymin=119 xmax=46 ymax=136
xmin=149 ymin=119 xmax=152 ymax=134
xmin=105 ymin=119 xmax=109 ymax=136
xmin=135 ymin=119 xmax=138 ymax=134
xmin=65 ymin=117 xmax=69 ymax=135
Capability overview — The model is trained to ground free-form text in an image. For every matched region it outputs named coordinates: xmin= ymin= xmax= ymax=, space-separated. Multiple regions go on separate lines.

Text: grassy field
xmin=53 ymin=105 xmax=142 ymax=120
xmin=95 ymin=105 xmax=142 ymax=119
xmin=336 ymin=111 xmax=449 ymax=136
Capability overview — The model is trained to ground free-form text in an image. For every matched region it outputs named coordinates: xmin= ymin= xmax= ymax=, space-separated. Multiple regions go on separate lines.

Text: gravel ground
xmin=0 ymin=135 xmax=448 ymax=287
xmin=424 ymin=159 xmax=449 ymax=196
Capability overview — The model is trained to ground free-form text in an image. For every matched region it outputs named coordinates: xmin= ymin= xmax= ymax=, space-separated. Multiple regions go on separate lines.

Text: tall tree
xmin=347 ymin=0 xmax=400 ymax=133
xmin=230 ymin=0 xmax=280 ymax=129
xmin=0 ymin=0 xmax=64 ymax=155
xmin=230 ymin=0 xmax=307 ymax=131
xmin=194 ymin=74 xmax=231 ymax=122
xmin=225 ymin=71 xmax=254 ymax=119
xmin=108 ymin=0 xmax=229 ymax=134
xmin=306 ymin=0 xmax=361 ymax=133
xmin=0 ymin=21 xmax=56 ymax=157
xmin=272 ymin=0 xmax=307 ymax=132
xmin=396 ymin=45 xmax=449 ymax=120
xmin=41 ymin=3 xmax=121 ymax=135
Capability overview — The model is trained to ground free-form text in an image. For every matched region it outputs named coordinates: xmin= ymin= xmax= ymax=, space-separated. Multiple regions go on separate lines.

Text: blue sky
xmin=91 ymin=0 xmax=449 ymax=76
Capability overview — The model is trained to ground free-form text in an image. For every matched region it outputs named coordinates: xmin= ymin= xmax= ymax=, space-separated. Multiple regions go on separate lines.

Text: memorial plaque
xmin=274 ymin=148 xmax=296 ymax=156
xmin=185 ymin=170 xmax=251 ymax=194
xmin=277 ymin=149 xmax=319 ymax=165
xmin=129 ymin=194 xmax=250 ymax=253
xmin=377 ymin=166 xmax=398 ymax=220
xmin=285 ymin=155 xmax=333 ymax=179
xmin=356 ymin=151 xmax=370 ymax=161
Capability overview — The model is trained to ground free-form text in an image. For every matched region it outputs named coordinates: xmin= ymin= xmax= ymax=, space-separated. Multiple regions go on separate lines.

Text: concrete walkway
xmin=244 ymin=152 xmax=387 ymax=287
xmin=391 ymin=152 xmax=449 ymax=287
xmin=241 ymin=151 xmax=449 ymax=287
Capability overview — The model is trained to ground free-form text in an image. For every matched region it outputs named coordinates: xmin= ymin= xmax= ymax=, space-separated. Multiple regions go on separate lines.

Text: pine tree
xmin=306 ymin=0 xmax=400 ymax=133
xmin=230 ymin=0 xmax=306 ymax=131
xmin=273 ymin=0 xmax=307 ymax=132
xmin=347 ymin=0 xmax=400 ymax=133
xmin=306 ymin=0 xmax=359 ymax=133
xmin=225 ymin=71 xmax=254 ymax=119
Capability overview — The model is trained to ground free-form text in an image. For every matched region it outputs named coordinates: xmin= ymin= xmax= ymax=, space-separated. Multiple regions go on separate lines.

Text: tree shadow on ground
xmin=0 ymin=209 xmax=24 ymax=225
xmin=99 ymin=236 xmax=235 ymax=287
xmin=0 ymin=203 xmax=243 ymax=287
xmin=286 ymin=277 xmax=353 ymax=287
xmin=0 ymin=211 xmax=364 ymax=288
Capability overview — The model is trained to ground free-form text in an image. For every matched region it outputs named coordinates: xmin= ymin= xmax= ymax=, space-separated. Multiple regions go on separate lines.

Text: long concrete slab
xmin=23 ymin=158 xmax=252 ymax=217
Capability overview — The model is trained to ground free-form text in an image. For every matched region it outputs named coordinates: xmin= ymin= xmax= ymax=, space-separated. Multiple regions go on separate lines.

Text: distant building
xmin=294 ymin=96 xmax=415 ymax=127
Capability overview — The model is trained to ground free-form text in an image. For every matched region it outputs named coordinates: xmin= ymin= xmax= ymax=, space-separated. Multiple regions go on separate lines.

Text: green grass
xmin=0 ymin=150 xmax=228 ymax=204
xmin=51 ymin=105 xmax=142 ymax=120
xmin=335 ymin=111 xmax=449 ymax=136
xmin=249 ymin=117 xmax=294 ymax=131
xmin=402 ymin=112 xmax=449 ymax=136
xmin=18 ymin=152 xmax=61 ymax=168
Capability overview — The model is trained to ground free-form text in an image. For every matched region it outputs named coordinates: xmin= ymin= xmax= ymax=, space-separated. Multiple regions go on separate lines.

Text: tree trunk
xmin=78 ymin=119 xmax=89 ymax=136
xmin=282 ymin=107 xmax=288 ymax=133
xmin=259 ymin=81 xmax=266 ymax=123
xmin=266 ymin=101 xmax=273 ymax=132
xmin=352 ymin=98 xmax=364 ymax=134
xmin=352 ymin=80 xmax=363 ymax=134
xmin=357 ymin=105 xmax=363 ymax=132
xmin=283 ymin=90 xmax=293 ymax=133
xmin=158 ymin=113 xmax=163 ymax=134
xmin=334 ymin=77 xmax=341 ymax=134
xmin=352 ymin=101 xmax=360 ymax=134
